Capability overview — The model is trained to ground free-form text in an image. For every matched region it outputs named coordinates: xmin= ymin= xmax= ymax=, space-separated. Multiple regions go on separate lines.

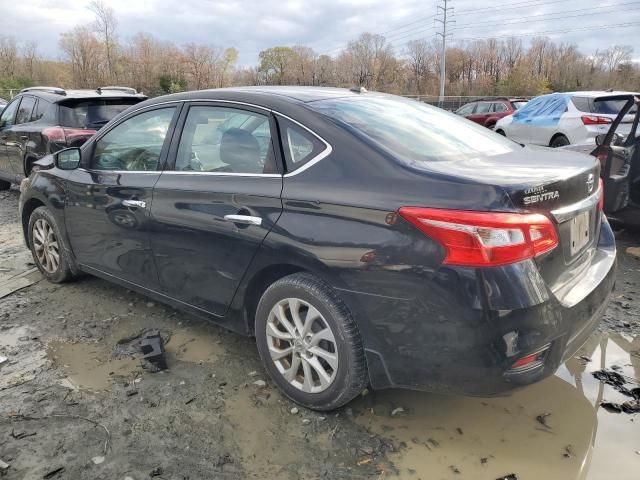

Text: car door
xmin=527 ymin=95 xmax=569 ymax=146
xmin=149 ymin=102 xmax=284 ymax=317
xmin=466 ymin=102 xmax=491 ymax=125
xmin=507 ymin=96 xmax=546 ymax=144
xmin=64 ymin=104 xmax=181 ymax=289
xmin=0 ymin=97 xmax=21 ymax=181
xmin=5 ymin=95 xmax=36 ymax=176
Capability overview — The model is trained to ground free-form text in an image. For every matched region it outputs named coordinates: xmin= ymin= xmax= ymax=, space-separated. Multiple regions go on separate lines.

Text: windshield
xmin=512 ymin=101 xmax=528 ymax=109
xmin=59 ymin=98 xmax=141 ymax=128
xmin=308 ymin=95 xmax=518 ymax=165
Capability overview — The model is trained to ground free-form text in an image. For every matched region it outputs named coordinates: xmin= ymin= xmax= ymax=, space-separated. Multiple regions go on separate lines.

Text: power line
xmin=436 ymin=0 xmax=454 ymax=101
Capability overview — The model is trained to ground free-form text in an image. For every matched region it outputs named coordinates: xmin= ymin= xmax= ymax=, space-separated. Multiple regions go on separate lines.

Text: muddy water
xmin=352 ymin=332 xmax=639 ymax=480
xmin=46 ymin=318 xmax=224 ymax=390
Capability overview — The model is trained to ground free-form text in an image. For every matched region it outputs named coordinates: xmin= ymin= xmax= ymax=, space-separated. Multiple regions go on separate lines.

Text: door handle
xmin=122 ymin=199 xmax=146 ymax=208
xmin=224 ymin=214 xmax=262 ymax=226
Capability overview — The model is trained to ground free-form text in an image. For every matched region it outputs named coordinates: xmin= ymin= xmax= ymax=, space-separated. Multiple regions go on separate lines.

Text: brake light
xmin=398 ymin=207 xmax=559 ymax=267
xmin=598 ymin=178 xmax=604 ymax=211
xmin=581 ymin=115 xmax=612 ymax=125
xmin=42 ymin=126 xmax=97 ymax=145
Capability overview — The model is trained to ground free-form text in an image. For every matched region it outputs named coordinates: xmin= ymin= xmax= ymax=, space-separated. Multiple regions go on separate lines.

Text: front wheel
xmin=255 ymin=273 xmax=368 ymax=411
xmin=28 ymin=206 xmax=74 ymax=283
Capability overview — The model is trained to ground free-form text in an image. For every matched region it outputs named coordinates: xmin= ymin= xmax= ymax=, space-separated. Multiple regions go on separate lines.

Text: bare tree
xmin=88 ymin=0 xmax=118 ymax=82
xmin=0 ymin=36 xmax=18 ymax=78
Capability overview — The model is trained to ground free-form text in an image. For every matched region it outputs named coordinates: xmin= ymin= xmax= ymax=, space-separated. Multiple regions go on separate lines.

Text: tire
xmin=0 ymin=179 xmax=10 ymax=190
xmin=550 ymin=135 xmax=570 ymax=148
xmin=28 ymin=206 xmax=74 ymax=283
xmin=495 ymin=129 xmax=506 ymax=136
xmin=255 ymin=273 xmax=368 ymax=411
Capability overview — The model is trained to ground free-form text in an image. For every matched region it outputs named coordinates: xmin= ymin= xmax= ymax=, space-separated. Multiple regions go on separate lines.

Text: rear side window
xmin=15 ymin=96 xmax=36 ymax=124
xmin=308 ymin=96 xmax=517 ymax=165
xmin=31 ymin=99 xmax=52 ymax=122
xmin=278 ymin=117 xmax=327 ymax=172
xmin=59 ymin=98 xmax=141 ymax=129
xmin=475 ymin=103 xmax=491 ymax=114
xmin=571 ymin=96 xmax=591 ymax=112
xmin=492 ymin=103 xmax=508 ymax=112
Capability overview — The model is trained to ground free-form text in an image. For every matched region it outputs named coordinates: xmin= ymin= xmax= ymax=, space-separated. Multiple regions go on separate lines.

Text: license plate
xmin=570 ymin=210 xmax=591 ymax=255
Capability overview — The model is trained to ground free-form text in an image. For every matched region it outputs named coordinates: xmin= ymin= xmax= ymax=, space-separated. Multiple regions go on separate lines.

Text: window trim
xmin=15 ymin=95 xmax=37 ymax=125
xmin=82 ymin=104 xmax=181 ymax=172
xmin=112 ymin=98 xmax=333 ymax=178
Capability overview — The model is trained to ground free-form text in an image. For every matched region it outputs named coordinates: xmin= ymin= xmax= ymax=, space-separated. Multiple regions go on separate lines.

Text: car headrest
xmin=220 ymin=128 xmax=261 ymax=173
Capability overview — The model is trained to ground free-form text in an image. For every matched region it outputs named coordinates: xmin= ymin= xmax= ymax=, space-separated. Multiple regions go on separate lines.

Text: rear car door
xmin=0 ymin=97 xmax=21 ymax=181
xmin=64 ymin=105 xmax=180 ymax=289
xmin=149 ymin=102 xmax=283 ymax=317
xmin=466 ymin=102 xmax=491 ymax=125
xmin=5 ymin=95 xmax=36 ymax=176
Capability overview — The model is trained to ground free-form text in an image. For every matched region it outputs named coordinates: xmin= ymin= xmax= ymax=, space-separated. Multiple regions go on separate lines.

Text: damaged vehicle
xmin=563 ymin=94 xmax=640 ymax=227
xmin=19 ymin=87 xmax=616 ymax=410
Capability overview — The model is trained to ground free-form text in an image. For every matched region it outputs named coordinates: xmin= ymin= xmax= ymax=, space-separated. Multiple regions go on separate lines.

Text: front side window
xmin=91 ymin=107 xmax=176 ymax=171
xmin=175 ymin=106 xmax=276 ymax=174
xmin=0 ymin=98 xmax=20 ymax=128
xmin=16 ymin=97 xmax=36 ymax=125
xmin=308 ymin=95 xmax=518 ymax=165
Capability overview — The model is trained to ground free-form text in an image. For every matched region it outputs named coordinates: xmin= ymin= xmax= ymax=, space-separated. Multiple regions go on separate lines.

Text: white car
xmin=495 ymin=91 xmax=638 ymax=147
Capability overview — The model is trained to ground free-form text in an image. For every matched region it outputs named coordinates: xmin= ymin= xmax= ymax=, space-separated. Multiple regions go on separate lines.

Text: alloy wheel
xmin=266 ymin=297 xmax=339 ymax=393
xmin=32 ymin=218 xmax=60 ymax=274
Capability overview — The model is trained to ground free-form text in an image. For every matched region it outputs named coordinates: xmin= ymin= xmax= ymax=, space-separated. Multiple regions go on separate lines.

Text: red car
xmin=455 ymin=98 xmax=528 ymax=129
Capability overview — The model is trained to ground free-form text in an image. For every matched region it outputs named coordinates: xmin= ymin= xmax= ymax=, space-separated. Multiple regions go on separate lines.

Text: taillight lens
xmin=398 ymin=207 xmax=559 ymax=267
xmin=598 ymin=178 xmax=604 ymax=211
xmin=581 ymin=115 xmax=612 ymax=125
xmin=42 ymin=126 xmax=96 ymax=145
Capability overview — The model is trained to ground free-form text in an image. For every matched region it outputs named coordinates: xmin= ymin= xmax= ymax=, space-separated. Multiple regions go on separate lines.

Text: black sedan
xmin=19 ymin=87 xmax=616 ymax=410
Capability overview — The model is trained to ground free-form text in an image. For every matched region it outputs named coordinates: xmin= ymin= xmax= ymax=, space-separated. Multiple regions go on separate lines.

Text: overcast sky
xmin=1 ymin=0 xmax=638 ymax=65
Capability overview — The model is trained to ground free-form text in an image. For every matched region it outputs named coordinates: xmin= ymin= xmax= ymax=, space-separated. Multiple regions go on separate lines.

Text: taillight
xmin=598 ymin=178 xmax=604 ymax=211
xmin=42 ymin=126 xmax=96 ymax=145
xmin=398 ymin=207 xmax=559 ymax=267
xmin=581 ymin=115 xmax=612 ymax=125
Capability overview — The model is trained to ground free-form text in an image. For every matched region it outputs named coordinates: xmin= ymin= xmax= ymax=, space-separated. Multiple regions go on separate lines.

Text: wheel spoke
xmin=309 ymin=328 xmax=333 ymax=347
xmin=308 ymin=346 xmax=338 ymax=370
xmin=300 ymin=357 xmax=314 ymax=392
xmin=288 ymin=298 xmax=305 ymax=334
xmin=269 ymin=345 xmax=293 ymax=361
xmin=301 ymin=305 xmax=321 ymax=336
xmin=306 ymin=355 xmax=332 ymax=388
xmin=266 ymin=322 xmax=293 ymax=341
xmin=284 ymin=354 xmax=301 ymax=382
xmin=275 ymin=304 xmax=296 ymax=337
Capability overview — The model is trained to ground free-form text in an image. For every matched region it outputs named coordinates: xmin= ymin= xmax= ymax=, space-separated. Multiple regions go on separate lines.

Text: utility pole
xmin=436 ymin=0 xmax=454 ymax=104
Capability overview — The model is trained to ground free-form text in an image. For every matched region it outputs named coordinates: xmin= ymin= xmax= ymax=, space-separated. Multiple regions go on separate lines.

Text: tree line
xmin=0 ymin=1 xmax=638 ymax=98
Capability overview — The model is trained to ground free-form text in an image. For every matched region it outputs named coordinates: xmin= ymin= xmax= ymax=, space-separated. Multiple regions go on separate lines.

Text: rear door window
xmin=31 ymin=99 xmax=51 ymax=122
xmin=15 ymin=96 xmax=36 ymax=124
xmin=456 ymin=103 xmax=476 ymax=115
xmin=475 ymin=102 xmax=491 ymax=114
xmin=59 ymin=98 xmax=141 ymax=129
xmin=0 ymin=98 xmax=20 ymax=128
xmin=492 ymin=103 xmax=508 ymax=113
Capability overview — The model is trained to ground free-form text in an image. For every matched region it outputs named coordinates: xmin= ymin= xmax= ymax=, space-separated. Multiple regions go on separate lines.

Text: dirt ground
xmin=1 ymin=186 xmax=638 ymax=480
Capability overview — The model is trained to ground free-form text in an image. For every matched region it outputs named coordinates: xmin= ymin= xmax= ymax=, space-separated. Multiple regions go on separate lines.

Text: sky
xmin=1 ymin=0 xmax=639 ymax=66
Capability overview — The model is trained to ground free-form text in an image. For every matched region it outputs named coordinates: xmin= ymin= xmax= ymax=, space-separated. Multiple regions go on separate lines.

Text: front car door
xmin=149 ymin=102 xmax=284 ymax=319
xmin=0 ymin=97 xmax=21 ymax=182
xmin=64 ymin=105 xmax=181 ymax=289
xmin=5 ymin=95 xmax=36 ymax=177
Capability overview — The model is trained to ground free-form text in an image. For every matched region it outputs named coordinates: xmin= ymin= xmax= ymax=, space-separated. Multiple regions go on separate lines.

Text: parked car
xmin=19 ymin=87 xmax=616 ymax=410
xmin=455 ymin=98 xmax=527 ymax=129
xmin=0 ymin=86 xmax=146 ymax=189
xmin=495 ymin=90 xmax=639 ymax=147
xmin=563 ymin=94 xmax=640 ymax=227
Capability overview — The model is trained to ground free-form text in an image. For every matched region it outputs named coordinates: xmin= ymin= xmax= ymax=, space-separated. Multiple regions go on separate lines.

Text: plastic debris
xmin=0 ymin=459 xmax=9 ymax=470
xmin=253 ymin=380 xmax=266 ymax=388
xmin=91 ymin=456 xmax=105 ymax=465
xmin=391 ymin=407 xmax=405 ymax=416
xmin=290 ymin=407 xmax=299 ymax=415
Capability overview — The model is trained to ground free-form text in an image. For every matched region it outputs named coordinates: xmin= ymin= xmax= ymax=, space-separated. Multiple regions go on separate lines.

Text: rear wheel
xmin=255 ymin=273 xmax=368 ymax=411
xmin=550 ymin=134 xmax=570 ymax=148
xmin=0 ymin=179 xmax=10 ymax=190
xmin=28 ymin=207 xmax=74 ymax=283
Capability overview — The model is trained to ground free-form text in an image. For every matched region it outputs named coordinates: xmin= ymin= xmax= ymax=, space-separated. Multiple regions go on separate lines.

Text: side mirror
xmin=595 ymin=134 xmax=606 ymax=146
xmin=55 ymin=147 xmax=81 ymax=170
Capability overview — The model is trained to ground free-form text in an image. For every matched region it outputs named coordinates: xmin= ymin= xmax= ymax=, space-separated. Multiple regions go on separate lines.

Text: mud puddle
xmin=352 ymin=332 xmax=639 ymax=480
xmin=46 ymin=317 xmax=224 ymax=390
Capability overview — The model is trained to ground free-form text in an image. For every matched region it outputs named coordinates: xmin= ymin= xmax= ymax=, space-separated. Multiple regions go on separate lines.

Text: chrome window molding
xmin=114 ymin=98 xmax=334 ymax=178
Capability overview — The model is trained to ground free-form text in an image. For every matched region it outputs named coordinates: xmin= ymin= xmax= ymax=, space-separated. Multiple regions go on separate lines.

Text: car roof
xmin=563 ymin=90 xmax=638 ymax=98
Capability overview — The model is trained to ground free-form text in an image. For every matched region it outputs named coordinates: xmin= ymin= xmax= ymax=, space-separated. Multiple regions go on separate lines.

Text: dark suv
xmin=455 ymin=98 xmax=528 ymax=129
xmin=0 ymin=86 xmax=146 ymax=189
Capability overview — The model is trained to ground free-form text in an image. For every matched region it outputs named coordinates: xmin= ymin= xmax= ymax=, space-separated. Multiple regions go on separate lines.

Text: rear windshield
xmin=307 ymin=95 xmax=518 ymax=164
xmin=572 ymin=96 xmax=637 ymax=115
xmin=512 ymin=101 xmax=527 ymax=109
xmin=59 ymin=98 xmax=141 ymax=128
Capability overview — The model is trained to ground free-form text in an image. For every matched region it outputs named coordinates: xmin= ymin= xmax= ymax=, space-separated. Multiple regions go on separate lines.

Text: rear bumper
xmin=341 ymin=217 xmax=617 ymax=396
